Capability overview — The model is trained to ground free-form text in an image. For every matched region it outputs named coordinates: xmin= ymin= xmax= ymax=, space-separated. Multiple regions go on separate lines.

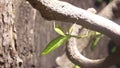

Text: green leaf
xmin=74 ymin=65 xmax=80 ymax=68
xmin=41 ymin=35 xmax=70 ymax=55
xmin=95 ymin=32 xmax=101 ymax=35
xmin=68 ymin=23 xmax=76 ymax=34
xmin=91 ymin=35 xmax=103 ymax=50
xmin=77 ymin=31 xmax=90 ymax=38
xmin=54 ymin=22 xmax=65 ymax=36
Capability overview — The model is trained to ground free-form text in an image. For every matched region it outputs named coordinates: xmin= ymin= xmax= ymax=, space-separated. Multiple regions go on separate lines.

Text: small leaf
xmin=74 ymin=65 xmax=81 ymax=68
xmin=68 ymin=23 xmax=76 ymax=34
xmin=95 ymin=32 xmax=101 ymax=35
xmin=41 ymin=35 xmax=70 ymax=55
xmin=77 ymin=31 xmax=90 ymax=38
xmin=54 ymin=22 xmax=65 ymax=36
xmin=91 ymin=35 xmax=103 ymax=50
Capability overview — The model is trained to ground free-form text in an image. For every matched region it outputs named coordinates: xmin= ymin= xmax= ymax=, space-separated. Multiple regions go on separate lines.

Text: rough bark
xmin=0 ymin=0 xmax=23 ymax=68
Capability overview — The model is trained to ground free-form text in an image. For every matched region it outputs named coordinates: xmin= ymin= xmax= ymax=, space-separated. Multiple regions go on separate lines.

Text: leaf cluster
xmin=41 ymin=22 xmax=104 ymax=55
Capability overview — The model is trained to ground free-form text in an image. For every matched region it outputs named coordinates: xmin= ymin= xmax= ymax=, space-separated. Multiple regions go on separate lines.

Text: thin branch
xmin=27 ymin=0 xmax=120 ymax=68
xmin=66 ymin=24 xmax=105 ymax=68
xmin=27 ymin=0 xmax=120 ymax=41
xmin=66 ymin=0 xmax=120 ymax=68
xmin=66 ymin=36 xmax=120 ymax=68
